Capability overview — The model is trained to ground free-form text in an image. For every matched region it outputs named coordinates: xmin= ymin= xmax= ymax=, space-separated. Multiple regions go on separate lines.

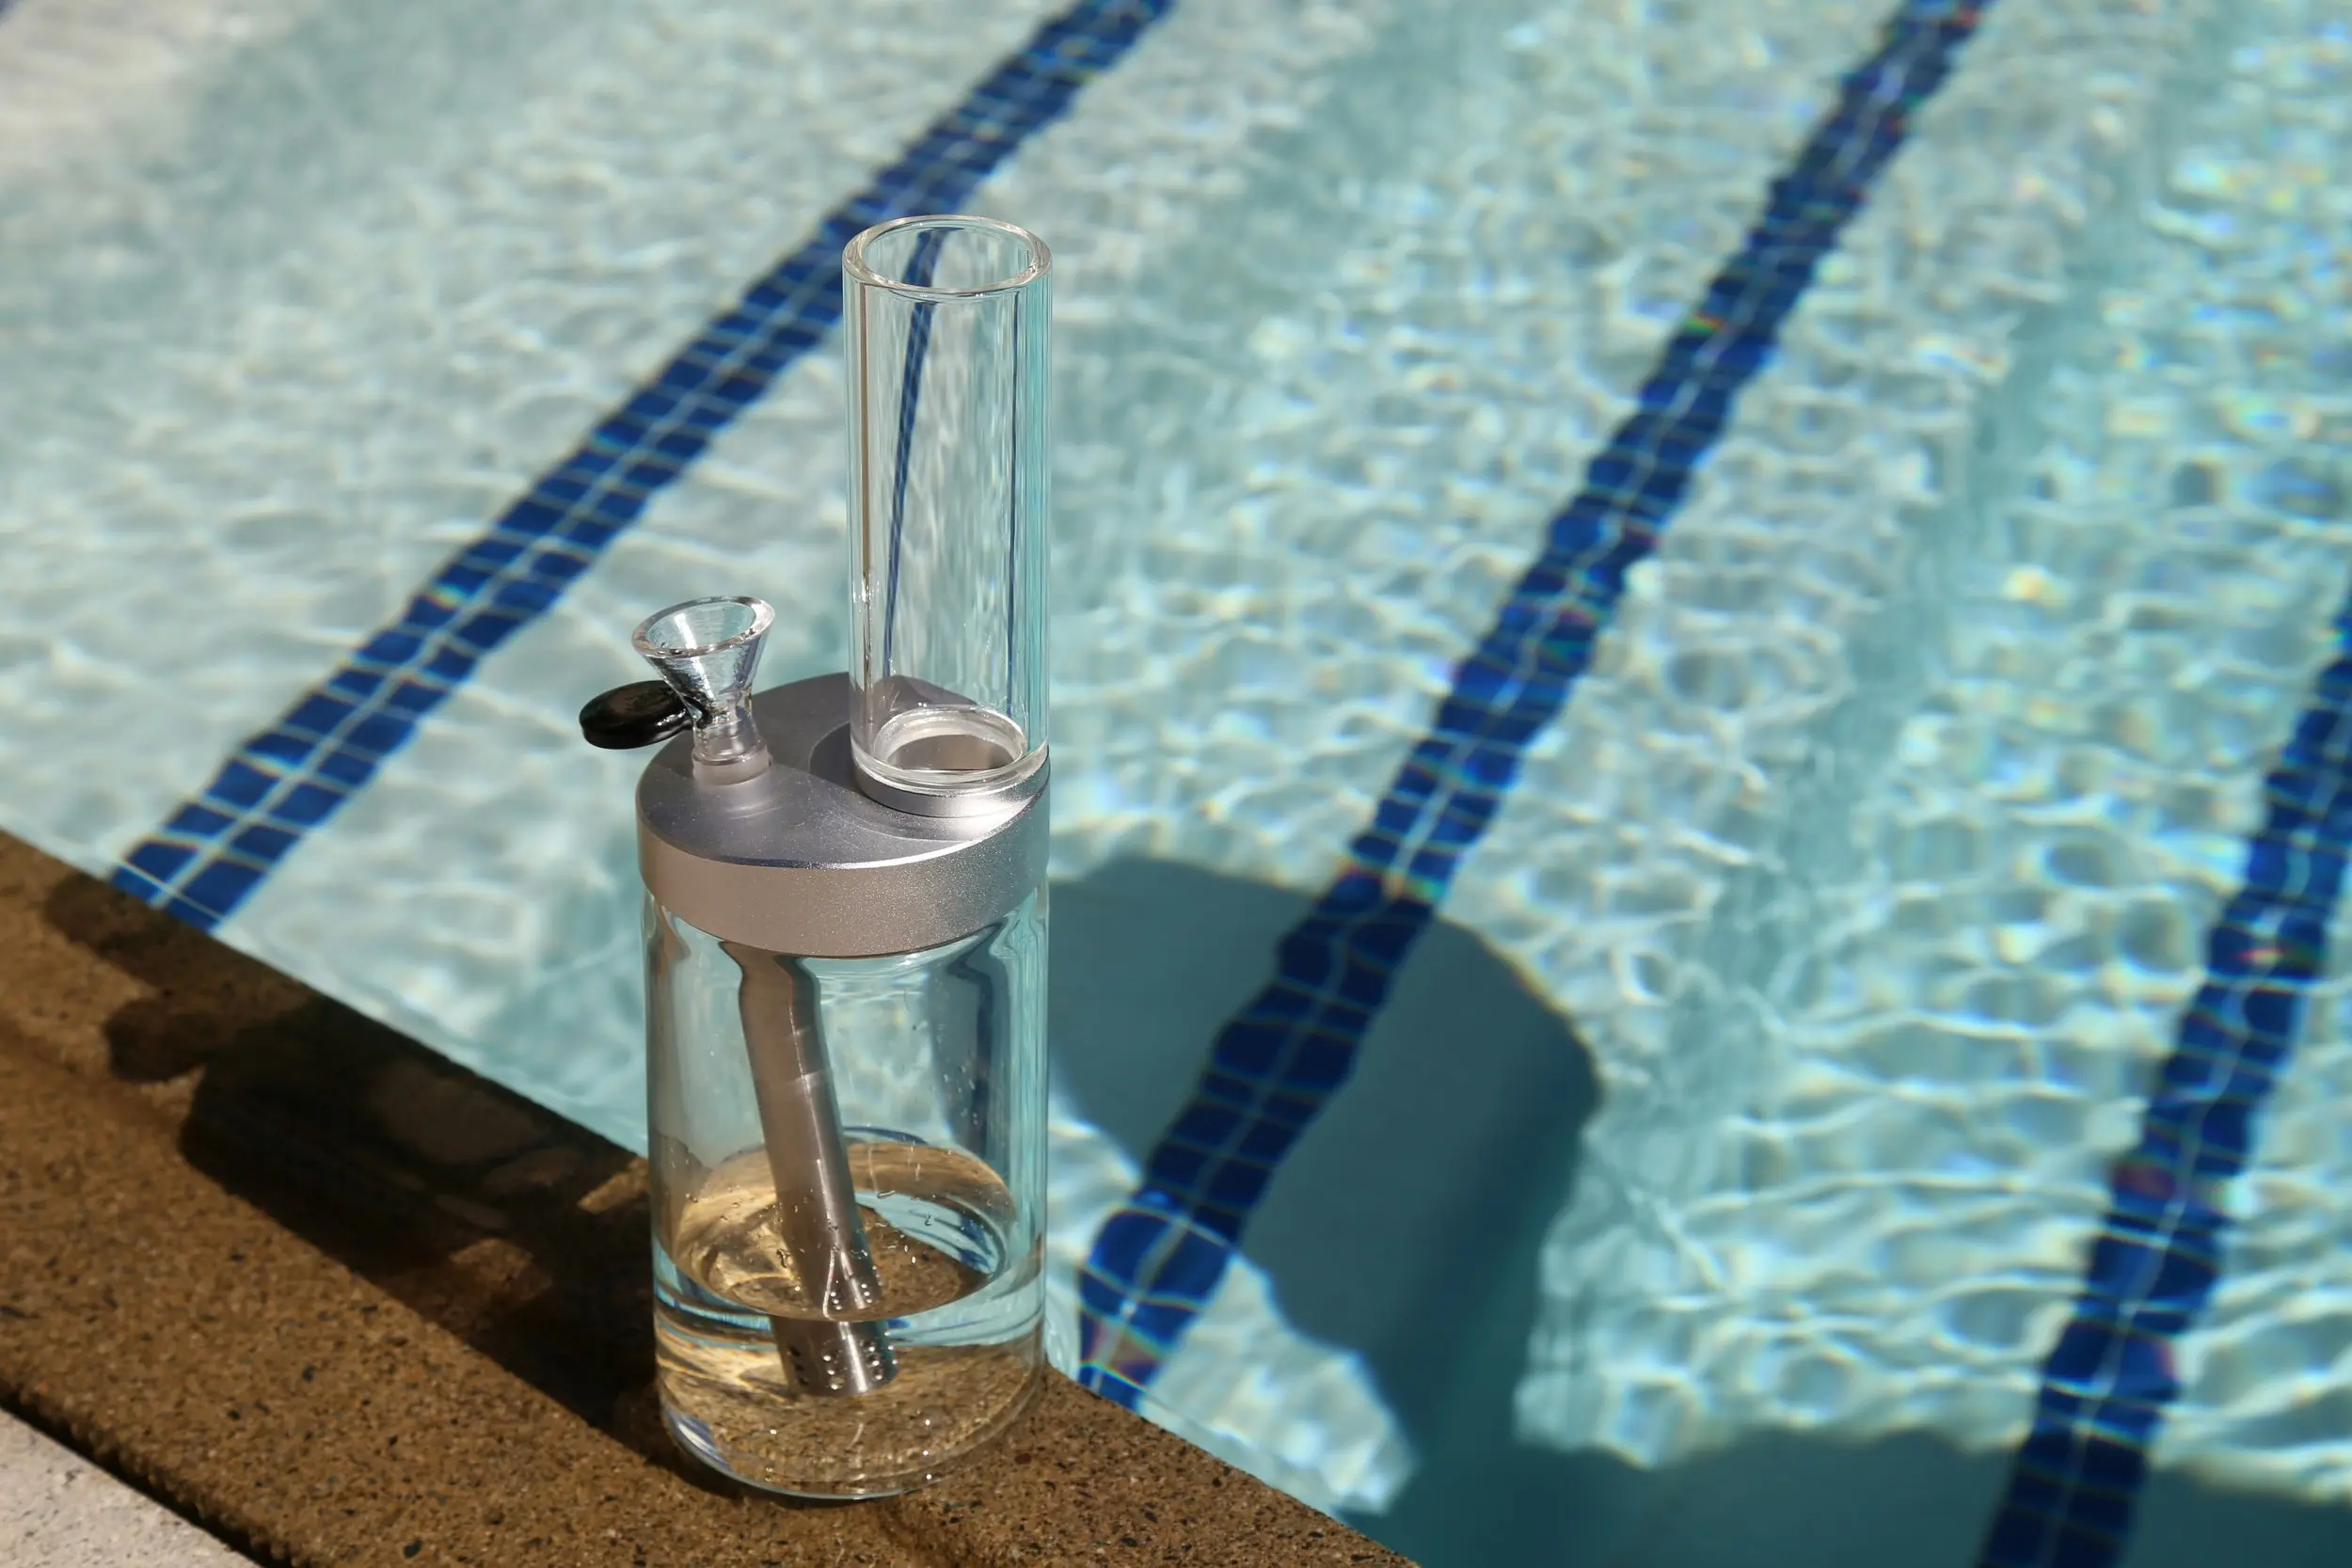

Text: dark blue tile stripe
xmin=107 ymin=0 xmax=1175 ymax=932
xmin=1076 ymin=0 xmax=1994 ymax=1405
xmin=1977 ymin=594 xmax=2352 ymax=1567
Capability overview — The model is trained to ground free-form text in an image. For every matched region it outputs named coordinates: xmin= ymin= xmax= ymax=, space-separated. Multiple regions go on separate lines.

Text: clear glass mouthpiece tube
xmin=843 ymin=215 xmax=1050 ymax=817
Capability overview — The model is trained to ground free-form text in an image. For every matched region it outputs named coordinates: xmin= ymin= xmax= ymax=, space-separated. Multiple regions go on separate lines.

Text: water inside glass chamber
xmin=664 ymin=1139 xmax=1018 ymax=1321
xmin=650 ymin=1135 xmax=1044 ymax=1497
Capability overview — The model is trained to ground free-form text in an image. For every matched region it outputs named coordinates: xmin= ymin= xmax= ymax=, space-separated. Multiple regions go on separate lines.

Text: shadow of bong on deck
xmin=40 ymin=873 xmax=694 ymax=1481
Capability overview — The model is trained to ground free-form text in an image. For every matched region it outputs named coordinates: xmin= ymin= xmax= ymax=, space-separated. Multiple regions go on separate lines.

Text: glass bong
xmin=579 ymin=216 xmax=1051 ymax=1498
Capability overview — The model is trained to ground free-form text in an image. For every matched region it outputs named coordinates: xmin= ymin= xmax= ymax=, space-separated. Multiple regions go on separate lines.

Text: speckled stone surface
xmin=0 ymin=832 xmax=1412 ymax=1567
xmin=1 ymin=1411 xmax=255 ymax=1567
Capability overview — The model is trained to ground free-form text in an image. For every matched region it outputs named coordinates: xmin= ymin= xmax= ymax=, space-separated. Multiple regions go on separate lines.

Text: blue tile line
xmin=106 ymin=0 xmax=1175 ymax=932
xmin=1977 ymin=593 xmax=2352 ymax=1567
xmin=1075 ymin=0 xmax=1994 ymax=1405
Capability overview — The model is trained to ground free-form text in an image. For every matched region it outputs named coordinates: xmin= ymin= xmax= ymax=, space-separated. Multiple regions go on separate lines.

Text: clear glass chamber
xmin=644 ymin=889 xmax=1048 ymax=1497
xmin=842 ymin=215 xmax=1051 ymax=814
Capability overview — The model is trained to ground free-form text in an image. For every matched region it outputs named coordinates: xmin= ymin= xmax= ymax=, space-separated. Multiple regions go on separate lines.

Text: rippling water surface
xmin=3 ymin=2 xmax=2349 ymax=1563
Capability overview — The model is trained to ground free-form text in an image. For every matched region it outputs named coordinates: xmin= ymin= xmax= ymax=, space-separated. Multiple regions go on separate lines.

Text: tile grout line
xmin=1976 ymin=587 xmax=2352 ymax=1567
xmin=108 ymin=0 xmax=1177 ymax=930
xmin=1073 ymin=0 xmax=1994 ymax=1406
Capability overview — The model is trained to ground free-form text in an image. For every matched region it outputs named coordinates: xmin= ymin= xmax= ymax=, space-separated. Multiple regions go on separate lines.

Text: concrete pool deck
xmin=2 ymin=1411 xmax=256 ymax=1568
xmin=0 ymin=830 xmax=1410 ymax=1567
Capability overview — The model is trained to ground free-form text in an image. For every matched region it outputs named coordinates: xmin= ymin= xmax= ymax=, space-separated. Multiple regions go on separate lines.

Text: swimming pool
xmin=3 ymin=0 xmax=2349 ymax=1562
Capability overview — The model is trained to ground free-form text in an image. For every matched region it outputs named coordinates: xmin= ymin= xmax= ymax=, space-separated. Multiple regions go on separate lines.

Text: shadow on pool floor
xmin=1049 ymin=854 xmax=1601 ymax=1456
xmin=1049 ymin=859 xmax=2352 ymax=1568
xmin=1369 ymin=1406 xmax=2352 ymax=1568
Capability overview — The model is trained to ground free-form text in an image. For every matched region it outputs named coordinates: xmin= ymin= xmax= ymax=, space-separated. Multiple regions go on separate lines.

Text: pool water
xmin=4 ymin=0 xmax=2350 ymax=1563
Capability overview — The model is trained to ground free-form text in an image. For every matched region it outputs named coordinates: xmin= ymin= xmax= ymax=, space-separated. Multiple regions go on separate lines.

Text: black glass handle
xmin=580 ymin=680 xmax=693 ymax=750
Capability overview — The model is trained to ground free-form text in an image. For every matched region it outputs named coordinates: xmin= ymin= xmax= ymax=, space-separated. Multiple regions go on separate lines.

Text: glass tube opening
xmin=845 ymin=216 xmax=1050 ymax=300
xmin=843 ymin=216 xmax=1051 ymax=817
